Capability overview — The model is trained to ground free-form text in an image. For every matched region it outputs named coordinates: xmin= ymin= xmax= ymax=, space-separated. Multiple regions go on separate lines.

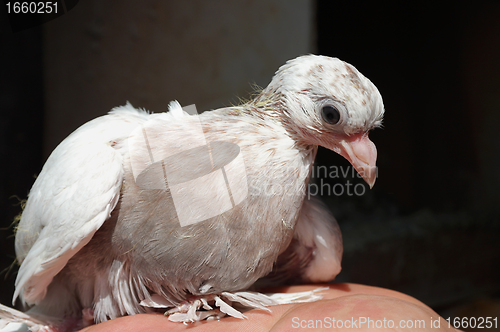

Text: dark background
xmin=1 ymin=1 xmax=499 ymax=327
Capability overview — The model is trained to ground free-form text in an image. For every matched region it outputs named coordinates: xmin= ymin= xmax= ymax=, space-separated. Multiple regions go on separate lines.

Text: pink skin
xmin=78 ymin=284 xmax=458 ymax=332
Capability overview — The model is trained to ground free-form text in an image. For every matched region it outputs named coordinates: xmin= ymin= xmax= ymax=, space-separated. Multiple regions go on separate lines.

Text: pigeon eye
xmin=321 ymin=105 xmax=340 ymax=124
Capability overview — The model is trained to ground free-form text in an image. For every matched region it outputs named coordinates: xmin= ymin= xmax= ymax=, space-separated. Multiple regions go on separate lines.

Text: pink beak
xmin=334 ymin=133 xmax=378 ymax=188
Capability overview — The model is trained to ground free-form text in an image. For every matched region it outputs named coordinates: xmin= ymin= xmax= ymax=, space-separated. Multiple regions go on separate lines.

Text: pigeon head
xmin=260 ymin=55 xmax=384 ymax=188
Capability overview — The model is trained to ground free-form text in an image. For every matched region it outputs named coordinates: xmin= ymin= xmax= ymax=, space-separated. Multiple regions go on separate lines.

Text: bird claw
xmin=145 ymin=288 xmax=327 ymax=323
xmin=81 ymin=308 xmax=94 ymax=328
xmin=164 ymin=296 xmax=226 ymax=323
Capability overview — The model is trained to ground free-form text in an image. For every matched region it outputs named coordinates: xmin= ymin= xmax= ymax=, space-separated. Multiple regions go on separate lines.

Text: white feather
xmin=13 ymin=106 xmax=148 ymax=307
xmin=214 ymin=296 xmax=246 ymax=319
xmin=168 ymin=100 xmax=186 ymax=118
xmin=295 ymin=196 xmax=343 ymax=282
xmin=0 ymin=303 xmax=56 ymax=332
xmin=157 ymin=288 xmax=327 ymax=323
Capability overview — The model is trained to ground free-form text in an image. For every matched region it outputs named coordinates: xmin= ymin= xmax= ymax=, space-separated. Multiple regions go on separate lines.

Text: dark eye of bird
xmin=321 ymin=105 xmax=340 ymax=124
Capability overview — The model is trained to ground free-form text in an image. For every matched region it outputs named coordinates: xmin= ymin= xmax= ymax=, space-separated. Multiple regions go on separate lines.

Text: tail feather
xmin=0 ymin=304 xmax=58 ymax=332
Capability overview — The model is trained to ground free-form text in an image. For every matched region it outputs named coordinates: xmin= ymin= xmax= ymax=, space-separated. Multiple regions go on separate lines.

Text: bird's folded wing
xmin=293 ymin=196 xmax=343 ymax=282
xmin=258 ymin=196 xmax=343 ymax=286
xmin=13 ymin=108 xmax=144 ymax=305
xmin=0 ymin=303 xmax=58 ymax=331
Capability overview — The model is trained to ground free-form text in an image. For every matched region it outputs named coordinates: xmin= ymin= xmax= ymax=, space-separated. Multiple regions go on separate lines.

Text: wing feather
xmin=13 ymin=104 xmax=147 ymax=305
xmin=256 ymin=196 xmax=342 ymax=286
xmin=294 ymin=196 xmax=343 ymax=282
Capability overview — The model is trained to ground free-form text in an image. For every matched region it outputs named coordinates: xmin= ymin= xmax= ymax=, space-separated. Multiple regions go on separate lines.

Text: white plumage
xmin=1 ymin=55 xmax=384 ymax=331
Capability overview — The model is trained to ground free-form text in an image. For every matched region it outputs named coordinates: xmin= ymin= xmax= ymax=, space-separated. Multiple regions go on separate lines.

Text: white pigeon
xmin=0 ymin=55 xmax=384 ymax=331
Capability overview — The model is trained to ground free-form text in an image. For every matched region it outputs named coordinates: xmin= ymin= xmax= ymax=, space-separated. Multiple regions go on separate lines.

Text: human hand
xmin=79 ymin=283 xmax=458 ymax=331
